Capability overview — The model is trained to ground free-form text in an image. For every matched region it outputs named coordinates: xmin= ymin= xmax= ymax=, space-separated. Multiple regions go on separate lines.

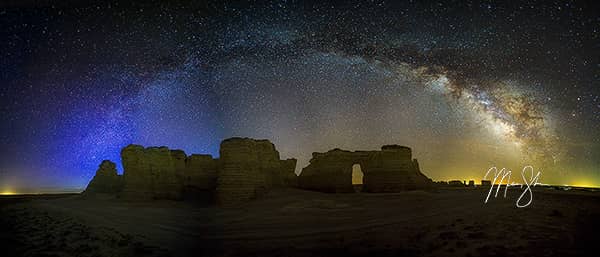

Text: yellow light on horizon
xmin=0 ymin=190 xmax=17 ymax=195
xmin=569 ymin=183 xmax=599 ymax=188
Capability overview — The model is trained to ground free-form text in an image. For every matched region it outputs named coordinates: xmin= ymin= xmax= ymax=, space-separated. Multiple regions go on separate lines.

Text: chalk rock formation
xmin=297 ymin=148 xmax=365 ymax=193
xmin=298 ymin=145 xmax=432 ymax=193
xmin=121 ymin=145 xmax=185 ymax=200
xmin=362 ymin=145 xmax=432 ymax=192
xmin=84 ymin=160 xmax=122 ymax=194
xmin=448 ymin=180 xmax=465 ymax=187
xmin=183 ymin=154 xmax=218 ymax=198
xmin=85 ymin=138 xmax=297 ymax=205
xmin=216 ymin=137 xmax=297 ymax=205
xmin=120 ymin=145 xmax=221 ymax=201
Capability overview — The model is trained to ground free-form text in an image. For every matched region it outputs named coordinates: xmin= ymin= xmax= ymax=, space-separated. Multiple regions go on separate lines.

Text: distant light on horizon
xmin=0 ymin=186 xmax=83 ymax=195
xmin=0 ymin=189 xmax=17 ymax=195
xmin=566 ymin=182 xmax=599 ymax=188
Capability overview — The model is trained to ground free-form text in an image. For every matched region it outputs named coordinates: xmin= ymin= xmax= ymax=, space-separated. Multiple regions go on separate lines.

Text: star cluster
xmin=1 ymin=0 xmax=599 ymax=192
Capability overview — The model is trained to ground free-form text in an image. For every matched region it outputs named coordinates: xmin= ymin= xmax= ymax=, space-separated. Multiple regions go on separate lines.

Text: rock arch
xmin=298 ymin=145 xmax=432 ymax=193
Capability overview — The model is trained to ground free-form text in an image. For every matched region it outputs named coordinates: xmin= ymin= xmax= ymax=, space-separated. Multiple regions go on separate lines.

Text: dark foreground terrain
xmin=1 ymin=187 xmax=599 ymax=257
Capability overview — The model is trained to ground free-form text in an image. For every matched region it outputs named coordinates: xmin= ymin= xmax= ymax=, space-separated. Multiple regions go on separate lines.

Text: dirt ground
xmin=1 ymin=187 xmax=599 ymax=257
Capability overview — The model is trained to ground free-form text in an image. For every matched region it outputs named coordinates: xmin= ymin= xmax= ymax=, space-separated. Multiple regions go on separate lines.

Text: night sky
xmin=1 ymin=0 xmax=599 ymax=193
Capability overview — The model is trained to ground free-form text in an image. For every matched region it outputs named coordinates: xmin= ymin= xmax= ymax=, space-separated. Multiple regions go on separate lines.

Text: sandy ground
xmin=1 ymin=187 xmax=599 ymax=257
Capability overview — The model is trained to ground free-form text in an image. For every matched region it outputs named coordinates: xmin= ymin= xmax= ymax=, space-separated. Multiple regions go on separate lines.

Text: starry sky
xmin=1 ymin=0 xmax=599 ymax=193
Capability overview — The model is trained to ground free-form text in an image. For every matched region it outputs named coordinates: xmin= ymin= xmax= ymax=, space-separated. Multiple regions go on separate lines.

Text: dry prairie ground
xmin=1 ymin=187 xmax=599 ymax=257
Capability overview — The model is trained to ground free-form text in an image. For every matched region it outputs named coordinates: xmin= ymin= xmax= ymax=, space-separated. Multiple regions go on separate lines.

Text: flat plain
xmin=1 ymin=187 xmax=598 ymax=257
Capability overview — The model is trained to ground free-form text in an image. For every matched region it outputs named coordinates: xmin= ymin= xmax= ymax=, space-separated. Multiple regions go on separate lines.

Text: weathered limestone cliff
xmin=83 ymin=160 xmax=122 ymax=195
xmin=120 ymin=145 xmax=189 ymax=200
xmin=298 ymin=145 xmax=432 ymax=193
xmin=216 ymin=138 xmax=298 ymax=205
xmin=84 ymin=139 xmax=431 ymax=204
xmin=84 ymin=138 xmax=297 ymax=205
xmin=184 ymin=154 xmax=218 ymax=196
